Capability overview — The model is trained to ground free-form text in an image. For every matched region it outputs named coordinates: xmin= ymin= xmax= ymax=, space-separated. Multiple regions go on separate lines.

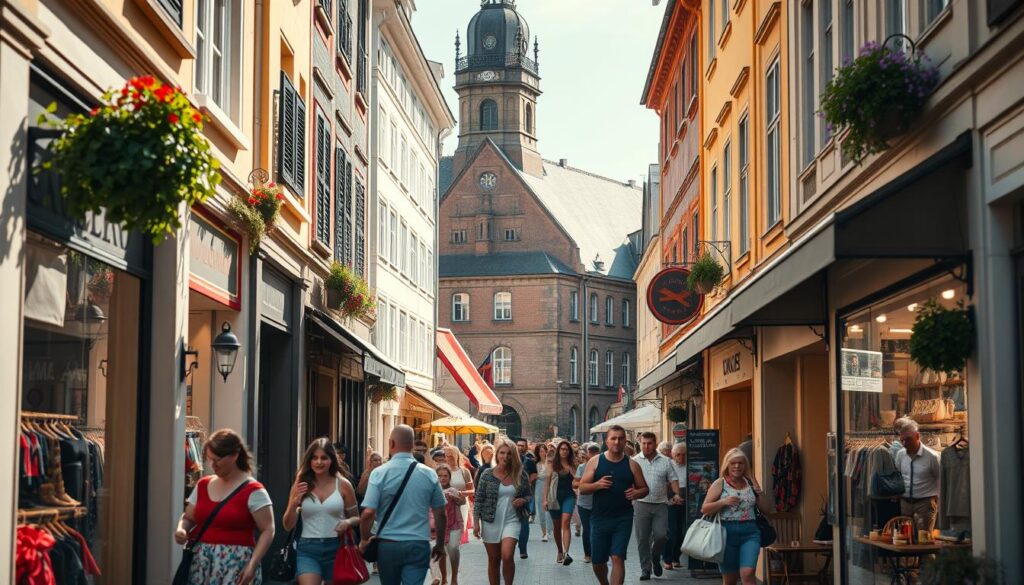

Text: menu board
xmin=841 ymin=348 xmax=884 ymax=393
xmin=685 ymin=429 xmax=720 ymax=573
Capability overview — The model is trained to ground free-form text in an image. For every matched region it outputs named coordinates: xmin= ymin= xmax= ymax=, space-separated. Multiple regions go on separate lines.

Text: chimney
xmin=627 ymin=179 xmax=637 ymax=188
xmin=558 ymin=158 xmax=568 ymax=168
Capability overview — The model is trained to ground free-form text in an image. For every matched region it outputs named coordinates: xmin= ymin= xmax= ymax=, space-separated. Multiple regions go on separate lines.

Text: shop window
xmin=838 ymin=274 xmax=970 ymax=583
xmin=21 ymin=235 xmax=142 ymax=582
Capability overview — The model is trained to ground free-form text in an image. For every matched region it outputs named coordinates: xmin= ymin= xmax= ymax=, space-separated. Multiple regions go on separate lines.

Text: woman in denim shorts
xmin=282 ymin=438 xmax=361 ymax=584
xmin=700 ymin=448 xmax=769 ymax=585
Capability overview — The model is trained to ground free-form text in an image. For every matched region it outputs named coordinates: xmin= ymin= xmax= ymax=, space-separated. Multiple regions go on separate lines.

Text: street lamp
xmin=66 ymin=300 xmax=107 ymax=342
xmin=211 ymin=321 xmax=241 ymax=382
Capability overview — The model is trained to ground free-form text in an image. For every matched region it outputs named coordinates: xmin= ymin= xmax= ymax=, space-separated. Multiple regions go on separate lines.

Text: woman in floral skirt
xmin=175 ymin=429 xmax=275 ymax=585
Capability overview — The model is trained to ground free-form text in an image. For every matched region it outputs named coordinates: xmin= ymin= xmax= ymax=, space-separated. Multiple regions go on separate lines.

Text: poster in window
xmin=841 ymin=348 xmax=883 ymax=393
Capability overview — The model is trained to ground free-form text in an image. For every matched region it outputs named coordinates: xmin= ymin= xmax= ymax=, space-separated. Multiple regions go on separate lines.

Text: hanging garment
xmin=770 ymin=443 xmax=801 ymax=512
xmin=15 ymin=524 xmax=56 ymax=585
xmin=939 ymin=445 xmax=970 ymax=529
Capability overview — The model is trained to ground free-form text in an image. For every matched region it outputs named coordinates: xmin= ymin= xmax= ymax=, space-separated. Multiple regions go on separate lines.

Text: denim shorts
xmin=589 ymin=513 xmax=633 ymax=565
xmin=719 ymin=520 xmax=761 ymax=574
xmin=296 ymin=536 xmax=340 ymax=578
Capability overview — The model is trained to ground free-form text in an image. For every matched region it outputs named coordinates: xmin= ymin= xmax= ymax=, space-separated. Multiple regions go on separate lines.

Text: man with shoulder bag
xmin=359 ymin=425 xmax=448 ymax=585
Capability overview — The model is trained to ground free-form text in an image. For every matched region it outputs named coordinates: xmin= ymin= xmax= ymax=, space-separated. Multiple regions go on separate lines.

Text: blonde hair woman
xmin=700 ymin=448 xmax=769 ymax=585
xmin=473 ymin=437 xmax=532 ymax=585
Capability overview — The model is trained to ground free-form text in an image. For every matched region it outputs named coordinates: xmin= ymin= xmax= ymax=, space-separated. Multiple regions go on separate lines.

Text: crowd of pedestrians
xmin=171 ymin=423 xmax=777 ymax=585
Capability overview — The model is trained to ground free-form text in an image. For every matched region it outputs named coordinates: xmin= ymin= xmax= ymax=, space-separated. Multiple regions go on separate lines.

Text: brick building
xmin=436 ymin=0 xmax=642 ymax=441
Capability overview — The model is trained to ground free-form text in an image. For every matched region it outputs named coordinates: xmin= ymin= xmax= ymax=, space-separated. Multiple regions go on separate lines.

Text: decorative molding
xmin=717 ymin=20 xmax=733 ymax=49
xmin=63 ymin=0 xmax=179 ymax=83
xmin=705 ymin=57 xmax=718 ymax=81
xmin=313 ymin=4 xmax=334 ymax=38
xmin=715 ymin=101 xmax=733 ymax=127
xmin=754 ymin=2 xmax=781 ymax=46
xmin=132 ymin=0 xmax=195 ymax=59
xmin=703 ymin=127 xmax=719 ymax=150
xmin=195 ymin=94 xmax=250 ymax=151
xmin=729 ymin=66 xmax=750 ymax=99
xmin=312 ymin=66 xmax=335 ymax=100
xmin=1 ymin=0 xmax=51 ymax=58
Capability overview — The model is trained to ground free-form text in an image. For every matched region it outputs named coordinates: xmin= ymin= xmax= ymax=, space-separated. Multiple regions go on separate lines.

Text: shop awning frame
xmin=405 ymin=386 xmax=472 ymax=419
xmin=590 ymin=404 xmax=661 ymax=434
xmin=436 ymin=328 xmax=503 ymax=415
xmin=306 ymin=308 xmax=406 ymax=387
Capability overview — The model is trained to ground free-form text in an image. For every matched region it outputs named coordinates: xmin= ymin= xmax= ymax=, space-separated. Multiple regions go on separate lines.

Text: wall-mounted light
xmin=66 ymin=300 xmax=107 ymax=341
xmin=180 ymin=343 xmax=199 ymax=382
xmin=875 ymin=314 xmax=888 ymax=323
xmin=690 ymin=388 xmax=704 ymax=410
xmin=907 ymin=303 xmax=918 ymax=312
xmin=890 ymin=328 xmax=913 ymax=334
xmin=941 ymin=289 xmax=956 ymax=300
xmin=211 ymin=322 xmax=241 ymax=382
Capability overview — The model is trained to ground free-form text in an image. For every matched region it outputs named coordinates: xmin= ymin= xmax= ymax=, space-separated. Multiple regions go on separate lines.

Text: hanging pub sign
xmin=646 ymin=267 xmax=703 ymax=325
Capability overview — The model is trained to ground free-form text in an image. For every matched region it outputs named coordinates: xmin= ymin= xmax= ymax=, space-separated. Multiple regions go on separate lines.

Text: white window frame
xmin=723 ymin=140 xmax=732 ymax=245
xmin=389 ymin=210 xmax=398 ymax=265
xmin=570 ymin=290 xmax=579 ymax=321
xmin=589 ymin=349 xmax=599 ymax=386
xmin=738 ymin=114 xmax=750 ymax=254
xmin=622 ymin=299 xmax=631 ymax=328
xmin=570 ymin=346 xmax=579 ymax=385
xmin=195 ymin=0 xmax=243 ymax=123
xmin=621 ymin=353 xmax=631 ymax=387
xmin=605 ymin=351 xmax=614 ymax=387
xmin=801 ymin=0 xmax=816 ymax=167
xmin=710 ymin=165 xmax=718 ymax=242
xmin=452 ymin=293 xmax=469 ymax=322
xmin=766 ymin=59 xmax=781 ymax=227
xmin=589 ymin=293 xmax=599 ymax=324
xmin=493 ymin=347 xmax=511 ymax=385
xmin=493 ymin=291 xmax=512 ymax=321
xmin=378 ymin=200 xmax=388 ymax=260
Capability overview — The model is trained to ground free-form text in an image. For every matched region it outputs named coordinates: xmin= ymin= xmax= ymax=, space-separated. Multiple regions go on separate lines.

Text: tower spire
xmin=455 ymin=30 xmax=461 ymax=68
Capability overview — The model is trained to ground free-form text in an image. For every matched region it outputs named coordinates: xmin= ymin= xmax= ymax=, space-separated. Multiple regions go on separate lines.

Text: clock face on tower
xmin=480 ymin=172 xmax=498 ymax=191
xmin=483 ymin=35 xmax=497 ymax=50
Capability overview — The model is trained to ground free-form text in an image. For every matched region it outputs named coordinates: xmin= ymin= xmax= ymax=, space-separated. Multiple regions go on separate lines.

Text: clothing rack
xmin=18 ymin=506 xmax=87 ymax=522
xmin=21 ymin=411 xmax=80 ymax=421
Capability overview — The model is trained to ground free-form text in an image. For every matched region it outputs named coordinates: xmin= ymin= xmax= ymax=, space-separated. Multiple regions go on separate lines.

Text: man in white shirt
xmin=662 ymin=442 xmax=687 ymax=570
xmin=632 ymin=432 xmax=682 ymax=580
xmin=894 ymin=417 xmax=941 ymax=531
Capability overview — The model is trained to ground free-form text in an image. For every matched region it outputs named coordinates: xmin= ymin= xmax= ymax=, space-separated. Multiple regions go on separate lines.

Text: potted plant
xmin=666 ymin=405 xmax=687 ymax=423
xmin=39 ymin=76 xmax=221 ymax=242
xmin=324 ymin=262 xmax=377 ymax=320
xmin=228 ymin=182 xmax=285 ymax=253
xmin=369 ymin=383 xmax=398 ymax=404
xmin=919 ymin=549 xmax=1001 ymax=584
xmin=819 ymin=41 xmax=939 ymax=164
xmin=909 ymin=299 xmax=974 ymax=376
xmin=688 ymin=253 xmax=725 ymax=295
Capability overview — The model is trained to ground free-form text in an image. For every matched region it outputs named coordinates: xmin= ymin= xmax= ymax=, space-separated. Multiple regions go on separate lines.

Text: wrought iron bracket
xmin=883 ymin=33 xmax=917 ymax=56
xmin=696 ymin=239 xmax=733 ymax=274
xmin=939 ymin=259 xmax=973 ymax=298
xmin=808 ymin=325 xmax=825 ymax=340
xmin=180 ymin=342 xmax=199 ymax=382
xmin=736 ymin=335 xmax=757 ymax=361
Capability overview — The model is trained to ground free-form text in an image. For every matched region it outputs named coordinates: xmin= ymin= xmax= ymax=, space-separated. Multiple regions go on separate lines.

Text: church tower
xmin=452 ymin=0 xmax=543 ymax=177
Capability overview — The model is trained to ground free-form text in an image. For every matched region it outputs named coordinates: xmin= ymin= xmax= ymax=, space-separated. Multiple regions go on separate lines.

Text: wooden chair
xmin=765 ymin=512 xmax=830 ymax=584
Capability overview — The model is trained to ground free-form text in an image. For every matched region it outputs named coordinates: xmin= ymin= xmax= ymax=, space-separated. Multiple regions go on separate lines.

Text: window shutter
xmin=988 ymin=0 xmax=1023 ymax=24
xmin=344 ymin=160 xmax=353 ymax=266
xmin=354 ymin=177 xmax=366 ymax=277
xmin=314 ymin=111 xmax=332 ymax=246
xmin=335 ymin=148 xmax=353 ymax=265
xmin=157 ymin=0 xmax=184 ymax=27
xmin=277 ymin=72 xmax=296 ymax=191
xmin=294 ymin=95 xmax=307 ymax=193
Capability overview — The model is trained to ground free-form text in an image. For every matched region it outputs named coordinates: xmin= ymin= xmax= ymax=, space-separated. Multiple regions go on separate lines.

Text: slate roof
xmin=438 ymin=156 xmax=455 ymax=197
xmin=439 ymin=251 xmax=576 ymax=278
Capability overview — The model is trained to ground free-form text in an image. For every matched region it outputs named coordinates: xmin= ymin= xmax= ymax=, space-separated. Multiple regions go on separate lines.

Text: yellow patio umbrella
xmin=418 ymin=415 xmax=498 ymax=435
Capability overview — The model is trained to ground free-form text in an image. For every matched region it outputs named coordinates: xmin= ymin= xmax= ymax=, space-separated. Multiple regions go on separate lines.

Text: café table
xmin=764 ymin=542 xmax=833 ymax=584
xmin=852 ymin=536 xmax=971 ymax=584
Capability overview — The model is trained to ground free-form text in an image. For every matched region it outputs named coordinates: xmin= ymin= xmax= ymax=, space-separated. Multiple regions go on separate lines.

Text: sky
xmin=410 ymin=0 xmax=667 ymax=184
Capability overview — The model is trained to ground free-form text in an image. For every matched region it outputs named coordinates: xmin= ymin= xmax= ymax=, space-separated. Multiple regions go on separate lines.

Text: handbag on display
xmin=333 ymin=532 xmax=370 ymax=585
xmin=680 ymin=514 xmax=726 ymax=563
xmin=747 ymin=479 xmax=777 ymax=547
xmin=266 ymin=513 xmax=301 ymax=581
xmin=172 ymin=480 xmax=252 ymax=585
xmin=910 ymin=398 xmax=955 ymax=423
xmin=871 ymin=469 xmax=906 ymax=498
xmin=362 ymin=462 xmax=419 ymax=563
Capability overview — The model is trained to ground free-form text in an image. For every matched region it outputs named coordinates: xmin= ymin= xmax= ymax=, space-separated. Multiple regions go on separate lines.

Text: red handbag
xmin=332 ymin=532 xmax=370 ymax=585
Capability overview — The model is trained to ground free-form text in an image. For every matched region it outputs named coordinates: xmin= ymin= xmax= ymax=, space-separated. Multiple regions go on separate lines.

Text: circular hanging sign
xmin=647 ymin=267 xmax=703 ymax=325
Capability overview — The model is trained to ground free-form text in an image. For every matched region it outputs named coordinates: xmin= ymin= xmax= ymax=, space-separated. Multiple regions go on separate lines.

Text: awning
xmin=636 ymin=352 xmax=680 ymax=399
xmin=436 ymin=328 xmax=503 ymax=415
xmin=591 ymin=404 xmax=661 ymax=434
xmin=405 ymin=386 xmax=472 ymax=419
xmin=306 ymin=308 xmax=406 ymax=387
xmin=417 ymin=415 xmax=499 ymax=435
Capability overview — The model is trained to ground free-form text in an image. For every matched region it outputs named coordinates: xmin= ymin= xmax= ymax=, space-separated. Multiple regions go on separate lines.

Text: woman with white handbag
xmin=698 ymin=448 xmax=769 ymax=585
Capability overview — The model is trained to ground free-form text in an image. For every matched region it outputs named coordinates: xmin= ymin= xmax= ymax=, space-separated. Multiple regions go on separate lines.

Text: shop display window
xmin=19 ymin=234 xmax=141 ymax=584
xmin=838 ymin=274 xmax=971 ymax=584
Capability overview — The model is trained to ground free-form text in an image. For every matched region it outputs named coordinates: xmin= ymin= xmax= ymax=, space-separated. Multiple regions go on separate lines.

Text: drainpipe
xmin=253 ymin=0 xmax=264 ymax=170
xmin=581 ymin=275 xmax=590 ymax=441
xmin=433 ymin=127 xmax=451 ymax=403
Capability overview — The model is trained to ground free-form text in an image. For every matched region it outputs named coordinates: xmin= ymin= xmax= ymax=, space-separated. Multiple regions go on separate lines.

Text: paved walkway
xmin=366 ymin=524 xmax=714 ymax=585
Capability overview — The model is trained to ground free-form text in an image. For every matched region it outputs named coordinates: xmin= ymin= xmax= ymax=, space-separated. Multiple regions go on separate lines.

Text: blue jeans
xmin=296 ymin=536 xmax=339 ymax=577
xmin=376 ymin=540 xmax=430 ymax=585
xmin=519 ymin=507 xmax=530 ymax=553
xmin=663 ymin=505 xmax=685 ymax=565
xmin=720 ymin=520 xmax=761 ymax=574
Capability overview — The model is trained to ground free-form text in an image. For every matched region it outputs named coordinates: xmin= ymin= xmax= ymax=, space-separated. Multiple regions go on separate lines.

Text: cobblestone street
xmin=367 ymin=523 xmax=712 ymax=585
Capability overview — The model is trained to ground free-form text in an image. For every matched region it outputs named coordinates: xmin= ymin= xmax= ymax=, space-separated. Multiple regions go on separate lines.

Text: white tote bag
xmin=680 ymin=514 xmax=726 ymax=564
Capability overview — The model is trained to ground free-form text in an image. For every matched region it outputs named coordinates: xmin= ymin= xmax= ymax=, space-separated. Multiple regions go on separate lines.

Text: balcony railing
xmin=456 ymin=52 xmax=538 ymax=75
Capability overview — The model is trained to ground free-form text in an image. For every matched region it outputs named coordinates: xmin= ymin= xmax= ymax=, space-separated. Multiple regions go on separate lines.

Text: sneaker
xmin=639 ymin=571 xmax=651 ymax=581
xmin=520 ymin=553 xmax=528 ymax=559
xmin=652 ymin=562 xmax=663 ymax=577
xmin=584 ymin=556 xmax=592 ymax=564
xmin=542 ymin=535 xmax=548 ymax=542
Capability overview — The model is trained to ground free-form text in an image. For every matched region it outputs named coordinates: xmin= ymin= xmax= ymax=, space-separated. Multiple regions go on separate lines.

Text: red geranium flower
xmin=192 ymin=112 xmax=202 ymax=124
xmin=154 ymin=85 xmax=173 ymax=103
xmin=276 ymin=193 xmax=285 ymax=200
xmin=90 ymin=107 xmax=100 ymax=117
xmin=248 ymin=197 xmax=258 ymax=204
xmin=168 ymin=113 xmax=180 ymax=124
xmin=140 ymin=75 xmax=155 ymax=88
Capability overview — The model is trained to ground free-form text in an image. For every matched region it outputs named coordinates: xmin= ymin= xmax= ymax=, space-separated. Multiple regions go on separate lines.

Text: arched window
xmin=452 ymin=293 xmax=469 ymax=322
xmin=605 ymin=351 xmax=614 ymax=387
xmin=605 ymin=296 xmax=615 ymax=325
xmin=480 ymin=99 xmax=498 ymax=131
xmin=493 ymin=291 xmax=512 ymax=320
xmin=589 ymin=406 xmax=600 ymax=430
xmin=589 ymin=349 xmax=599 ymax=386
xmin=493 ymin=405 xmax=522 ymax=439
xmin=570 ymin=290 xmax=579 ymax=321
xmin=569 ymin=406 xmax=579 ymax=441
xmin=621 ymin=353 xmax=631 ymax=387
xmin=589 ymin=293 xmax=599 ymax=323
xmin=525 ymin=103 xmax=534 ymax=134
xmin=569 ymin=346 xmax=578 ymax=385
xmin=493 ymin=346 xmax=511 ymax=384
xmin=622 ymin=299 xmax=631 ymax=328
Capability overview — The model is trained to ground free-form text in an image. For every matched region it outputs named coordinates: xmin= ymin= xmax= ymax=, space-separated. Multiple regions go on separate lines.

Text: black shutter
xmin=988 ymin=0 xmax=1023 ymax=24
xmin=314 ymin=111 xmax=332 ymax=246
xmin=157 ymin=0 xmax=184 ymax=27
xmin=335 ymin=148 xmax=353 ymax=264
xmin=294 ymin=96 xmax=307 ymax=193
xmin=338 ymin=0 xmax=352 ymax=60
xmin=277 ymin=72 xmax=296 ymax=191
xmin=354 ymin=178 xmax=366 ymax=277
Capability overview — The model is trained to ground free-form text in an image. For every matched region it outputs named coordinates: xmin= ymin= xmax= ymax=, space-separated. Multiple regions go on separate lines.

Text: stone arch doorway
xmin=492 ymin=405 xmax=522 ymax=439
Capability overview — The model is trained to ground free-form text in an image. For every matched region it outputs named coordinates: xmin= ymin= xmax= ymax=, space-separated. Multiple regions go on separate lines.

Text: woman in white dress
xmin=531 ymin=443 xmax=551 ymax=541
xmin=474 ymin=438 xmax=532 ymax=585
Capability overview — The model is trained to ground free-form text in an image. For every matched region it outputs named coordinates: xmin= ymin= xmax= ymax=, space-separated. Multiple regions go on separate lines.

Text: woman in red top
xmin=175 ymin=429 xmax=275 ymax=585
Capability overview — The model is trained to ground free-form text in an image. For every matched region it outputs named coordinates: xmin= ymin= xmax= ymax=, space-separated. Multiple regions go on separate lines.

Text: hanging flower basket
xmin=228 ymin=181 xmax=284 ymax=254
xmin=39 ymin=76 xmax=221 ymax=243
xmin=909 ymin=299 xmax=974 ymax=376
xmin=324 ymin=262 xmax=377 ymax=320
xmin=666 ymin=406 xmax=687 ymax=423
xmin=369 ymin=383 xmax=398 ymax=404
xmin=819 ymin=41 xmax=939 ymax=165
xmin=687 ymin=253 xmax=725 ymax=295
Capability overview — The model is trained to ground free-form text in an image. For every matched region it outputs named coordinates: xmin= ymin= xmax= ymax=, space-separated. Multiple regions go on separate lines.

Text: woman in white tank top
xmin=283 ymin=438 xmax=360 ymax=585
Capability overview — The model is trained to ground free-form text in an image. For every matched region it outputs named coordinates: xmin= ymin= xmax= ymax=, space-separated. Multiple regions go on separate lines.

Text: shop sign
xmin=672 ymin=423 xmax=687 ymax=442
xmin=710 ymin=342 xmax=753 ymax=391
xmin=840 ymin=348 xmax=883 ymax=393
xmin=646 ymin=267 xmax=703 ymax=325
xmin=188 ymin=211 xmax=241 ymax=310
xmin=261 ymin=268 xmax=292 ymax=330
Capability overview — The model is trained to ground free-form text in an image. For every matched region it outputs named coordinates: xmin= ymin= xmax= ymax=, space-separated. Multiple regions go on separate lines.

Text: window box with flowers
xmin=369 ymin=383 xmax=398 ymax=404
xmin=228 ymin=181 xmax=285 ymax=253
xmin=39 ymin=76 xmax=221 ymax=242
xmin=324 ymin=261 xmax=377 ymax=320
xmin=820 ymin=40 xmax=940 ymax=165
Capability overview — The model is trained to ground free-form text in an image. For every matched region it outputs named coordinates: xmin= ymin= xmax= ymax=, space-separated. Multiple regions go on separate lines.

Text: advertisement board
xmin=685 ymin=429 xmax=720 ymax=573
xmin=840 ymin=348 xmax=884 ymax=393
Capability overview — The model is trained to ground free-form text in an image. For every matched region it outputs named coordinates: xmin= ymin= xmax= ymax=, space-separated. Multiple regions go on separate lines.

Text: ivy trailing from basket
xmin=369 ymin=383 xmax=398 ymax=404
xmin=909 ymin=299 xmax=974 ymax=376
xmin=666 ymin=405 xmax=687 ymax=423
xmin=324 ymin=262 xmax=377 ymax=320
xmin=687 ymin=253 xmax=725 ymax=295
xmin=819 ymin=41 xmax=939 ymax=165
xmin=38 ymin=76 xmax=221 ymax=243
xmin=228 ymin=182 xmax=285 ymax=254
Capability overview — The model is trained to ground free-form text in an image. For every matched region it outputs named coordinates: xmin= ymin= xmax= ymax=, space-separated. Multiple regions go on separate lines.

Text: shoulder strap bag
xmin=362 ymin=462 xmax=418 ymax=563
xmin=747 ymin=478 xmax=777 ymax=547
xmin=266 ymin=510 xmax=302 ymax=581
xmin=172 ymin=479 xmax=252 ymax=585
xmin=681 ymin=478 xmax=726 ymax=563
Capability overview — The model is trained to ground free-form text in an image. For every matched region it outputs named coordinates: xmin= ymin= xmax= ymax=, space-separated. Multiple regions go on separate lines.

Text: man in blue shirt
xmin=360 ymin=425 xmax=448 ymax=585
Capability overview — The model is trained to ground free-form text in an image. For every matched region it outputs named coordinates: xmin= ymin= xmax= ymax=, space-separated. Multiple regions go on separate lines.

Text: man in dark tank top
xmin=579 ymin=425 xmax=649 ymax=585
